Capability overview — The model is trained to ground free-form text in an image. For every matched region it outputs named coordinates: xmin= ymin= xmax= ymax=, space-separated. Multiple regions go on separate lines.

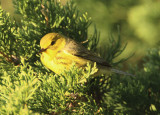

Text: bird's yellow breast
xmin=40 ymin=49 xmax=89 ymax=74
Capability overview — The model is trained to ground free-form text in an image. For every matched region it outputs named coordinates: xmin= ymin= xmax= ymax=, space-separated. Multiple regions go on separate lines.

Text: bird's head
xmin=39 ymin=33 xmax=66 ymax=54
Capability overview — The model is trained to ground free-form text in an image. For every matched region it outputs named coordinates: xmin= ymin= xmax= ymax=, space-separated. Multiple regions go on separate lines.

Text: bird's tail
xmin=111 ymin=68 xmax=135 ymax=77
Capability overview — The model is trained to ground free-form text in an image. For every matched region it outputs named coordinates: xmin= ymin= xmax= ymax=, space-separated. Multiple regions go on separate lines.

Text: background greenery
xmin=75 ymin=0 xmax=160 ymax=68
xmin=0 ymin=0 xmax=160 ymax=114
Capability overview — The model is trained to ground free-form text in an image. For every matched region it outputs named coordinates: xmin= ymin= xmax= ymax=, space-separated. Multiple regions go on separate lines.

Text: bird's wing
xmin=63 ymin=39 xmax=111 ymax=67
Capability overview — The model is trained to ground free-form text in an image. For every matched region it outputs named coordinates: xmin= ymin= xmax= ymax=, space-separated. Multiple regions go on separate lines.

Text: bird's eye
xmin=51 ymin=41 xmax=55 ymax=45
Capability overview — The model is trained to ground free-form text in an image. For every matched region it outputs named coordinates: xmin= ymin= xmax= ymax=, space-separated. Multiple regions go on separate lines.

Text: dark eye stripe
xmin=51 ymin=41 xmax=55 ymax=45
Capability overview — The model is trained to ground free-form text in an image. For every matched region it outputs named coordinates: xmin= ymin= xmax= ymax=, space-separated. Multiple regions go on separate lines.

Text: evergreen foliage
xmin=0 ymin=0 xmax=160 ymax=114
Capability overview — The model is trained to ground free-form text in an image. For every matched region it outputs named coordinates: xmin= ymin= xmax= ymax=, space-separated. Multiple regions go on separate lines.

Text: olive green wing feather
xmin=63 ymin=39 xmax=111 ymax=67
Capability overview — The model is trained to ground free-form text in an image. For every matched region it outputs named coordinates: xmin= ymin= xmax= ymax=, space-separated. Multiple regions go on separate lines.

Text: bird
xmin=39 ymin=33 xmax=134 ymax=77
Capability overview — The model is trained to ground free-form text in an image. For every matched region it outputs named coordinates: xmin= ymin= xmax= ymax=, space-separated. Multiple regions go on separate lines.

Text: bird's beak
xmin=39 ymin=48 xmax=46 ymax=53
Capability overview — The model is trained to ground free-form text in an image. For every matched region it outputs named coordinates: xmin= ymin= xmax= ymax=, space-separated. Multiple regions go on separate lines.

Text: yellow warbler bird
xmin=40 ymin=33 xmax=134 ymax=76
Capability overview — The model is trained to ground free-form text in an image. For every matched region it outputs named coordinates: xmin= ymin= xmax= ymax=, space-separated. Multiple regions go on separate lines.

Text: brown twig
xmin=81 ymin=39 xmax=89 ymax=44
xmin=0 ymin=51 xmax=20 ymax=65
xmin=41 ymin=4 xmax=49 ymax=27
